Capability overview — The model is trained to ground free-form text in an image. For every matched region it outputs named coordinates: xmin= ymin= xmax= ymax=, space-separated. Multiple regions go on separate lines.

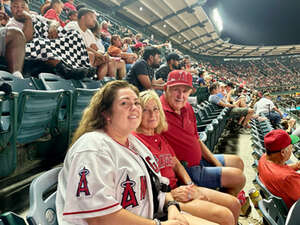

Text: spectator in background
xmin=63 ymin=0 xmax=76 ymax=12
xmin=0 ymin=11 xmax=9 ymax=26
xmin=197 ymin=70 xmax=206 ymax=86
xmin=100 ymin=20 xmax=111 ymax=50
xmin=181 ymin=55 xmax=197 ymax=74
xmin=0 ymin=26 xmax=25 ymax=78
xmin=1 ymin=0 xmax=12 ymax=17
xmin=43 ymin=0 xmax=65 ymax=27
xmin=254 ymin=92 xmax=283 ymax=127
xmin=108 ymin=34 xmax=137 ymax=71
xmin=126 ymin=46 xmax=164 ymax=92
xmin=65 ymin=9 xmax=125 ymax=80
xmin=65 ymin=10 xmax=77 ymax=24
xmin=155 ymin=52 xmax=181 ymax=82
xmin=161 ymin=70 xmax=245 ymax=196
xmin=90 ymin=23 xmax=126 ymax=79
xmin=258 ymin=129 xmax=300 ymax=208
xmin=122 ymin=36 xmax=134 ymax=54
xmin=209 ymin=83 xmax=254 ymax=128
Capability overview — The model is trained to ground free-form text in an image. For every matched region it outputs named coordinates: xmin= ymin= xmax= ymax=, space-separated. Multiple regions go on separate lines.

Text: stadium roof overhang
xmin=94 ymin=0 xmax=300 ymax=58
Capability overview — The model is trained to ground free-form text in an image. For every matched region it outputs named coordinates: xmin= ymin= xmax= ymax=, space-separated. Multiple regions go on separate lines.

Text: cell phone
xmin=282 ymin=113 xmax=288 ymax=118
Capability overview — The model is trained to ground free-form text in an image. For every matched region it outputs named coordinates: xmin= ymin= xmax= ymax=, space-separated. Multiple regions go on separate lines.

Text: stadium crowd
xmin=1 ymin=0 xmax=300 ymax=225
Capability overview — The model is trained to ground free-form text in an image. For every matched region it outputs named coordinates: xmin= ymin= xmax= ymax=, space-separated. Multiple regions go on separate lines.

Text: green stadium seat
xmin=255 ymin=175 xmax=288 ymax=217
xmin=0 ymin=72 xmax=64 ymax=177
xmin=259 ymin=198 xmax=286 ymax=225
xmin=39 ymin=73 xmax=98 ymax=138
xmin=0 ymin=212 xmax=27 ymax=225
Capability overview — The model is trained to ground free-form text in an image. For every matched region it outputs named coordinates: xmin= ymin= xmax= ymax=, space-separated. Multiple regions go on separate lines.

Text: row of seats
xmin=249 ymin=118 xmax=299 ymax=225
xmin=193 ymin=100 xmax=230 ymax=152
xmin=0 ymin=71 xmax=116 ymax=178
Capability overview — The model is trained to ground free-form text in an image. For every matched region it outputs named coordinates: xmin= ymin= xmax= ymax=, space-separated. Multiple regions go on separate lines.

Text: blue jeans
xmin=266 ymin=111 xmax=281 ymax=125
xmin=185 ymin=155 xmax=225 ymax=189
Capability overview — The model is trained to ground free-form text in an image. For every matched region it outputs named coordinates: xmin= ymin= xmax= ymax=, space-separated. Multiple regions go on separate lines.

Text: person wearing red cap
xmin=258 ymin=129 xmax=300 ymax=208
xmin=160 ymin=70 xmax=246 ymax=196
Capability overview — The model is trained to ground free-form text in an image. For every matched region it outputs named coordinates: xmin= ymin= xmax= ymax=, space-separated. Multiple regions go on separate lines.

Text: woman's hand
xmin=167 ymin=206 xmax=189 ymax=225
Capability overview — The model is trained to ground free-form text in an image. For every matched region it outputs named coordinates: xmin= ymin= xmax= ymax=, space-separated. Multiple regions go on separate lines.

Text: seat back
xmin=285 ymin=199 xmax=300 ymax=225
xmin=0 ymin=212 xmax=27 ymax=225
xmin=27 ymin=167 xmax=62 ymax=225
xmin=79 ymin=78 xmax=102 ymax=89
xmin=255 ymin=176 xmax=288 ymax=216
xmin=39 ymin=73 xmax=75 ymax=91
xmin=259 ymin=198 xmax=286 ymax=225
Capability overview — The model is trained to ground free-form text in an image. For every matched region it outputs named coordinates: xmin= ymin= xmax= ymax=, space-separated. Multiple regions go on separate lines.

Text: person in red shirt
xmin=161 ymin=70 xmax=245 ymax=196
xmin=63 ymin=0 xmax=76 ymax=12
xmin=43 ymin=0 xmax=65 ymax=27
xmin=135 ymin=90 xmax=241 ymax=225
xmin=258 ymin=129 xmax=300 ymax=208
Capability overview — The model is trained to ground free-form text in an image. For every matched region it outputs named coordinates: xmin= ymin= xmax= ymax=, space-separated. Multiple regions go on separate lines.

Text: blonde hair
xmin=137 ymin=90 xmax=168 ymax=134
xmin=71 ymin=80 xmax=139 ymax=146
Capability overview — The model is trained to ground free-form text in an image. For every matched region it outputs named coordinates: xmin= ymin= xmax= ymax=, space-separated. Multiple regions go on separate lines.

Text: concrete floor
xmin=216 ymin=129 xmax=263 ymax=225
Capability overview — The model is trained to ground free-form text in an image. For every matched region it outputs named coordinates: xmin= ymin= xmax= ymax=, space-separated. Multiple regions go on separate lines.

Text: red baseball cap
xmin=165 ymin=70 xmax=193 ymax=88
xmin=264 ymin=129 xmax=300 ymax=153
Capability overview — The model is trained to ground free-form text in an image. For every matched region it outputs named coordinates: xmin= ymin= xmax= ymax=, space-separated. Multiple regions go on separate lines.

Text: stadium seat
xmin=0 ymin=212 xmax=27 ymax=225
xmin=39 ymin=73 xmax=98 ymax=136
xmin=259 ymin=198 xmax=286 ymax=225
xmin=284 ymin=199 xmax=300 ymax=225
xmin=0 ymin=72 xmax=64 ymax=177
xmin=27 ymin=167 xmax=62 ymax=225
xmin=254 ymin=175 xmax=288 ymax=217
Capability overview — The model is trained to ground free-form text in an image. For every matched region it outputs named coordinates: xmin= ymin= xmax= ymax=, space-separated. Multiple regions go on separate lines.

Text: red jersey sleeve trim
xmin=63 ymin=203 xmax=119 ymax=215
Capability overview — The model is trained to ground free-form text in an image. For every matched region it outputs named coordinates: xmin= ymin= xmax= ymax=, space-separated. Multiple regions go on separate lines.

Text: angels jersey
xmin=56 ymin=130 xmax=168 ymax=225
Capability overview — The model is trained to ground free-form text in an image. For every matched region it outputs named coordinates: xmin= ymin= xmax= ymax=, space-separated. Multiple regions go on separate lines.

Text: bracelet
xmin=167 ymin=200 xmax=181 ymax=211
xmin=187 ymin=181 xmax=194 ymax=185
xmin=154 ymin=218 xmax=161 ymax=225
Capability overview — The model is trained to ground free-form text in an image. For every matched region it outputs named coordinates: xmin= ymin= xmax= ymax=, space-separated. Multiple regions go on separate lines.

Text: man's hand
xmin=22 ymin=10 xmax=32 ymax=21
xmin=48 ymin=25 xmax=58 ymax=39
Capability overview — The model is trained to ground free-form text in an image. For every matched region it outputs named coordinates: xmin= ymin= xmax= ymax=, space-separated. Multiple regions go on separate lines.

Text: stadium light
xmin=212 ymin=8 xmax=223 ymax=32
xmin=139 ymin=7 xmax=143 ymax=11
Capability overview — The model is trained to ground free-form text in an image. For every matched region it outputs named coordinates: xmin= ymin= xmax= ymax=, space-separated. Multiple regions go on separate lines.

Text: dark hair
xmin=111 ymin=35 xmax=120 ymax=45
xmin=142 ymin=46 xmax=160 ymax=61
xmin=226 ymin=82 xmax=234 ymax=88
xmin=67 ymin=10 xmax=77 ymax=19
xmin=76 ymin=3 xmax=86 ymax=11
xmin=209 ymin=83 xmax=219 ymax=94
xmin=90 ymin=21 xmax=100 ymax=36
xmin=78 ymin=8 xmax=94 ymax=20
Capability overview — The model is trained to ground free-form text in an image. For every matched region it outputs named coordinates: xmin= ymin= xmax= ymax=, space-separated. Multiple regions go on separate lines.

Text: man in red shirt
xmin=161 ymin=70 xmax=245 ymax=196
xmin=258 ymin=129 xmax=300 ymax=208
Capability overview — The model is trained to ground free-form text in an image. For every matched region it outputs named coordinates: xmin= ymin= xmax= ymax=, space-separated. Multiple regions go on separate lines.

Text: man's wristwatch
xmin=167 ymin=200 xmax=181 ymax=211
xmin=154 ymin=218 xmax=161 ymax=225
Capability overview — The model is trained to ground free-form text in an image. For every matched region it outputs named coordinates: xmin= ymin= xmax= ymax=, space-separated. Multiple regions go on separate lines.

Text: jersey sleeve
xmin=62 ymin=149 xmax=122 ymax=223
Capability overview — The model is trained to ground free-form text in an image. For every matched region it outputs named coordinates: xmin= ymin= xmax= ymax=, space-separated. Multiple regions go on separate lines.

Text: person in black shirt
xmin=155 ymin=52 xmax=181 ymax=82
xmin=126 ymin=46 xmax=164 ymax=91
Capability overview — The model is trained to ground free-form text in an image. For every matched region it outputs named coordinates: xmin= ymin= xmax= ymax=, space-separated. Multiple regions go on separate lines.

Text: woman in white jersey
xmin=56 ymin=80 xmax=216 ymax=225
